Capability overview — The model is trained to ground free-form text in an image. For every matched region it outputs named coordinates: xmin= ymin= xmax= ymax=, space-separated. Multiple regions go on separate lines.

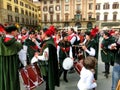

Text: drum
xmin=19 ymin=63 xmax=44 ymax=90
xmin=74 ymin=61 xmax=83 ymax=74
xmin=62 ymin=57 xmax=73 ymax=70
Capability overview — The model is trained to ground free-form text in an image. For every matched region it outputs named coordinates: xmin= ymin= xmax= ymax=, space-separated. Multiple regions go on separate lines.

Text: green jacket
xmin=0 ymin=37 xmax=22 ymax=90
xmin=101 ymin=36 xmax=115 ymax=63
xmin=38 ymin=38 xmax=59 ymax=90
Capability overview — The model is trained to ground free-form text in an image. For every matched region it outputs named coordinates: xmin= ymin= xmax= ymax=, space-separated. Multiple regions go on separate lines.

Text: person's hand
xmin=44 ymin=51 xmax=48 ymax=58
xmin=93 ymin=79 xmax=96 ymax=83
xmin=70 ymin=57 xmax=74 ymax=61
xmin=81 ymin=45 xmax=87 ymax=51
xmin=34 ymin=52 xmax=39 ymax=58
xmin=32 ymin=38 xmax=36 ymax=43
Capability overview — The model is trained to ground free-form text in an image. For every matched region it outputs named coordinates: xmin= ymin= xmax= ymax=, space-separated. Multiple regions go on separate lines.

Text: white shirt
xmin=69 ymin=33 xmax=80 ymax=45
xmin=77 ymin=67 xmax=97 ymax=90
xmin=57 ymin=45 xmax=73 ymax=62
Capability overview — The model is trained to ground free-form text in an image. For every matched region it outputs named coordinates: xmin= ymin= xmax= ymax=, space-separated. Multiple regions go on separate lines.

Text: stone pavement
xmin=20 ymin=59 xmax=113 ymax=90
xmin=20 ymin=37 xmax=112 ymax=90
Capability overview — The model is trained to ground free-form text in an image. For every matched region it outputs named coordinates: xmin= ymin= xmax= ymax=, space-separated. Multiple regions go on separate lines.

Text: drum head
xmin=62 ymin=57 xmax=73 ymax=70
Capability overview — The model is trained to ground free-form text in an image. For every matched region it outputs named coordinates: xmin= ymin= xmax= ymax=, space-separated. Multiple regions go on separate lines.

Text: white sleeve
xmin=38 ymin=47 xmax=49 ymax=61
xmin=85 ymin=47 xmax=95 ymax=56
xmin=86 ymin=73 xmax=97 ymax=89
xmin=69 ymin=46 xmax=73 ymax=58
xmin=57 ymin=46 xmax=60 ymax=62
xmin=70 ymin=36 xmax=76 ymax=45
xmin=18 ymin=45 xmax=28 ymax=66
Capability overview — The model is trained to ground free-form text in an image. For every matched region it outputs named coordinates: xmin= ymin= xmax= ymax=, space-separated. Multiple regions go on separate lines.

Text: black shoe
xmin=104 ymin=73 xmax=108 ymax=78
xmin=64 ymin=78 xmax=68 ymax=82
xmin=102 ymin=71 xmax=110 ymax=74
xmin=102 ymin=71 xmax=106 ymax=73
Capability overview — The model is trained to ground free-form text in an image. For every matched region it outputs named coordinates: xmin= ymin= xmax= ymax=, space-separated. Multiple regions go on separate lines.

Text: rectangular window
xmin=113 ymin=14 xmax=117 ymax=21
xmin=96 ymin=4 xmax=100 ymax=10
xmin=22 ymin=18 xmax=24 ymax=23
xmin=89 ymin=3 xmax=93 ymax=10
xmin=15 ymin=16 xmax=19 ymax=22
xmin=65 ymin=0 xmax=69 ymax=3
xmin=96 ymin=15 xmax=100 ymax=21
xmin=44 ymin=14 xmax=47 ymax=21
xmin=65 ymin=5 xmax=69 ymax=11
xmin=65 ymin=15 xmax=69 ymax=21
xmin=50 ymin=0 xmax=53 ymax=4
xmin=76 ymin=4 xmax=81 ymax=10
xmin=7 ymin=4 xmax=12 ymax=11
xmin=8 ymin=15 xmax=13 ymax=22
xmin=104 ymin=15 xmax=107 ymax=21
xmin=14 ymin=0 xmax=18 ymax=4
xmin=50 ymin=14 xmax=53 ymax=22
xmin=56 ymin=0 xmax=60 ymax=3
xmin=57 ymin=14 xmax=60 ymax=21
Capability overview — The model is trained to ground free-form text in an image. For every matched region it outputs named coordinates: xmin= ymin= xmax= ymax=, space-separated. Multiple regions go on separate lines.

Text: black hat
xmin=43 ymin=28 xmax=48 ymax=32
xmin=104 ymin=31 xmax=110 ymax=36
xmin=29 ymin=30 xmax=35 ymax=35
xmin=5 ymin=25 xmax=18 ymax=33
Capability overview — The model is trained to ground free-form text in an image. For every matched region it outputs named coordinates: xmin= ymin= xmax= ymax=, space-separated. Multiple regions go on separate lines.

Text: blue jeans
xmin=111 ymin=63 xmax=120 ymax=90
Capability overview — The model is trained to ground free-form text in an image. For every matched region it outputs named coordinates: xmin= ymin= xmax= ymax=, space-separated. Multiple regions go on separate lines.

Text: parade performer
xmin=17 ymin=27 xmax=28 ymax=44
xmin=77 ymin=56 xmax=97 ymax=90
xmin=101 ymin=31 xmax=116 ymax=78
xmin=57 ymin=32 xmax=73 ymax=82
xmin=23 ymin=30 xmax=41 ymax=64
xmin=67 ymin=28 xmax=80 ymax=73
xmin=32 ymin=26 xmax=59 ymax=90
xmin=80 ymin=31 xmax=98 ymax=80
xmin=0 ymin=25 xmax=23 ymax=90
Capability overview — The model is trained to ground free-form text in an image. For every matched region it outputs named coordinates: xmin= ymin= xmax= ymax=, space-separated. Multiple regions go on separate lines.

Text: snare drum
xmin=74 ymin=61 xmax=83 ymax=74
xmin=19 ymin=63 xmax=44 ymax=90
xmin=62 ymin=57 xmax=73 ymax=70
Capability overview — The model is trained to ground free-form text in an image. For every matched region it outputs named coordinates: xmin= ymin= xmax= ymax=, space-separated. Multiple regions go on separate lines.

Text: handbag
xmin=116 ymin=80 xmax=120 ymax=90
xmin=19 ymin=63 xmax=44 ymax=90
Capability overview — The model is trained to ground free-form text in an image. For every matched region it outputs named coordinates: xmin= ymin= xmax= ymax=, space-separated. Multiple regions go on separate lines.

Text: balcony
xmin=89 ymin=18 xmax=96 ymax=21
xmin=76 ymin=10 xmax=81 ymax=14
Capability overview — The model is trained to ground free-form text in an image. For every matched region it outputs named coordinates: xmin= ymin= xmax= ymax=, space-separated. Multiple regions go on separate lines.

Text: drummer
xmin=32 ymin=26 xmax=59 ymax=90
xmin=57 ymin=32 xmax=73 ymax=82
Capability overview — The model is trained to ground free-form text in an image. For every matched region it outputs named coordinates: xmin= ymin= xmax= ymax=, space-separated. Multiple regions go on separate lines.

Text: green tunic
xmin=0 ymin=37 xmax=22 ymax=90
xmin=39 ymin=38 xmax=59 ymax=90
xmin=101 ymin=36 xmax=115 ymax=63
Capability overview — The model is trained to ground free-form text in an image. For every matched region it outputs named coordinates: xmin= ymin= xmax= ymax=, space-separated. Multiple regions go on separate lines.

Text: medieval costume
xmin=32 ymin=26 xmax=59 ymax=90
xmin=57 ymin=32 xmax=73 ymax=82
xmin=81 ymin=31 xmax=98 ymax=80
xmin=101 ymin=31 xmax=116 ymax=78
xmin=0 ymin=25 xmax=22 ymax=90
xmin=23 ymin=30 xmax=41 ymax=64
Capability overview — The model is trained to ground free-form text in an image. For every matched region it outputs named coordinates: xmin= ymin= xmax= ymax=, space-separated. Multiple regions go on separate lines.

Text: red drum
xmin=19 ymin=63 xmax=44 ymax=90
xmin=74 ymin=61 xmax=83 ymax=75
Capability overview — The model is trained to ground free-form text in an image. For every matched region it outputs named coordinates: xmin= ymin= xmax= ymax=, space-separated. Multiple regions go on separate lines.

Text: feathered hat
xmin=0 ymin=24 xmax=5 ymax=33
xmin=90 ymin=27 xmax=99 ymax=37
xmin=43 ymin=25 xmax=56 ymax=37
